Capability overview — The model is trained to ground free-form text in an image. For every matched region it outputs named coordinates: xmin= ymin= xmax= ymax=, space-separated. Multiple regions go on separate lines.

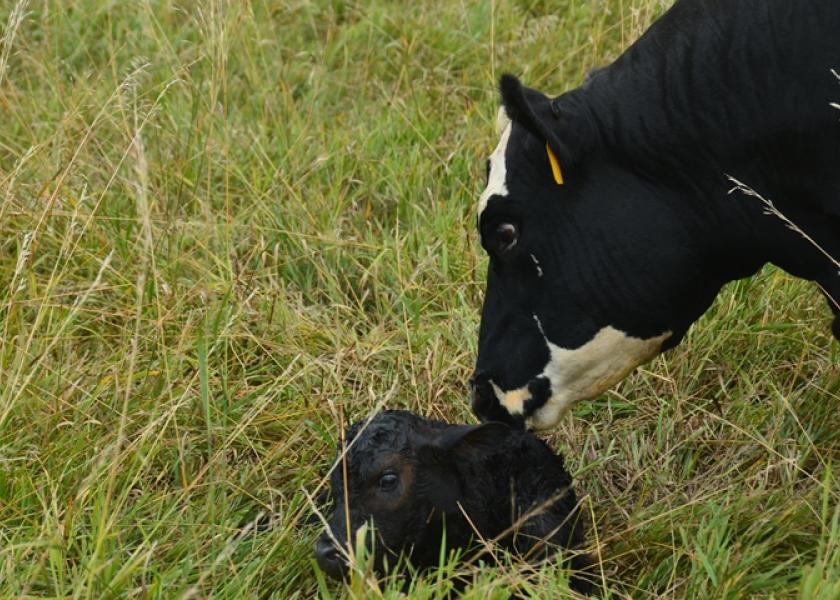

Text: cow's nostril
xmin=314 ymin=537 xmax=345 ymax=580
xmin=471 ymin=376 xmax=495 ymax=417
xmin=469 ymin=369 xmax=489 ymax=388
xmin=471 ymin=380 xmax=526 ymax=428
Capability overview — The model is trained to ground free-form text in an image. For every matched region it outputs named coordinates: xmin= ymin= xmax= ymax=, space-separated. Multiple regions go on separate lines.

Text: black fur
xmin=473 ymin=0 xmax=840 ymax=427
xmin=314 ymin=410 xmax=592 ymax=594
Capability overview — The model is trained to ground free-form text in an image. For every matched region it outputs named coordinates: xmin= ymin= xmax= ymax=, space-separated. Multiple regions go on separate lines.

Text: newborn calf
xmin=314 ymin=410 xmax=591 ymax=593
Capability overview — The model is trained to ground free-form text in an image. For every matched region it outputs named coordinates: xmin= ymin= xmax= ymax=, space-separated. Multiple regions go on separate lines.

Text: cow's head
xmin=471 ymin=75 xmax=737 ymax=429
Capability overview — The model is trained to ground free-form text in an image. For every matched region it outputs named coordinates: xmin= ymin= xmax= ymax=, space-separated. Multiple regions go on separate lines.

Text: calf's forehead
xmin=332 ymin=412 xmax=435 ymax=480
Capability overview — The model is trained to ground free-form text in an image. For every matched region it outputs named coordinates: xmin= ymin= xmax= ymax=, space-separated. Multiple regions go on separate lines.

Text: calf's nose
xmin=314 ymin=536 xmax=346 ymax=580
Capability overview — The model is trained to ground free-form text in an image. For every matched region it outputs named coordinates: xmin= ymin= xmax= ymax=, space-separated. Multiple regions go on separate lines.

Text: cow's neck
xmin=575 ymin=0 xmax=840 ymax=314
xmin=580 ymin=0 xmax=840 ymax=196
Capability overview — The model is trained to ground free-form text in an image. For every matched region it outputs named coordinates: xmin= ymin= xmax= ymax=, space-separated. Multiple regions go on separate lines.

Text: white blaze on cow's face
xmin=477 ymin=108 xmax=513 ymax=218
xmin=492 ymin=325 xmax=671 ymax=430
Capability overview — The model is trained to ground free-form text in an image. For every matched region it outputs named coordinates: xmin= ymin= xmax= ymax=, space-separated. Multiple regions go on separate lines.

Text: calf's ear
xmin=499 ymin=74 xmax=594 ymax=174
xmin=417 ymin=422 xmax=511 ymax=466
xmin=435 ymin=422 xmax=511 ymax=459
xmin=415 ymin=422 xmax=511 ymax=513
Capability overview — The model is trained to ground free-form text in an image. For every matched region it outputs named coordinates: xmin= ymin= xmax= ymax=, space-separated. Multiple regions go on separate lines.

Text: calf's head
xmin=314 ymin=410 xmax=510 ymax=579
xmin=472 ymin=76 xmax=737 ymax=429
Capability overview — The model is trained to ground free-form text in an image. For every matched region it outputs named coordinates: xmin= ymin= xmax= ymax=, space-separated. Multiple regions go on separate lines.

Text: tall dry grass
xmin=0 ymin=0 xmax=837 ymax=597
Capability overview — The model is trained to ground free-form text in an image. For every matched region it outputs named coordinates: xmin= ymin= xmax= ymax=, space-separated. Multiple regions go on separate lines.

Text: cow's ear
xmin=499 ymin=74 xmax=593 ymax=174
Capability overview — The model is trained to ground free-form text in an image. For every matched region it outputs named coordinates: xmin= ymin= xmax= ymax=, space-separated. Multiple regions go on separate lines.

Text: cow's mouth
xmin=470 ymin=371 xmax=527 ymax=428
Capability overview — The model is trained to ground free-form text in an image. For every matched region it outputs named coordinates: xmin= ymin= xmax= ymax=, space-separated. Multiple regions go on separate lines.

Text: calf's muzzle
xmin=314 ymin=534 xmax=346 ymax=580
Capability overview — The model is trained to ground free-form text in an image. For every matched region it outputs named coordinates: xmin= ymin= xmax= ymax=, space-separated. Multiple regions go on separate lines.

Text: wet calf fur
xmin=314 ymin=410 xmax=591 ymax=593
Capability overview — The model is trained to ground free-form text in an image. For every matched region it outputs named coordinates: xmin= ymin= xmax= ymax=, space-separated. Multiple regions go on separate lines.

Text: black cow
xmin=471 ymin=0 xmax=840 ymax=430
xmin=314 ymin=410 xmax=591 ymax=593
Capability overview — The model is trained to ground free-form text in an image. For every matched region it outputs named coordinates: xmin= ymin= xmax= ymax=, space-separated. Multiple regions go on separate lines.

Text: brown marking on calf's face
xmin=359 ymin=453 xmax=416 ymax=514
xmin=315 ymin=411 xmax=591 ymax=592
xmin=317 ymin=415 xmax=463 ymax=578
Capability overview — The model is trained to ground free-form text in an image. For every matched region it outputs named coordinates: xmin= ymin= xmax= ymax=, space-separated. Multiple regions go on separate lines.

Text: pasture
xmin=0 ymin=0 xmax=838 ymax=597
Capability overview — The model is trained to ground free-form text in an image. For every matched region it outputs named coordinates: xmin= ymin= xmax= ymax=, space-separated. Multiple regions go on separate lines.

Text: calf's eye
xmin=378 ymin=472 xmax=398 ymax=491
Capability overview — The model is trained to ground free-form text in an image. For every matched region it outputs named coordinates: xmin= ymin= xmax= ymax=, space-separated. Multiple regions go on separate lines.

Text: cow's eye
xmin=378 ymin=472 xmax=398 ymax=491
xmin=494 ymin=222 xmax=518 ymax=254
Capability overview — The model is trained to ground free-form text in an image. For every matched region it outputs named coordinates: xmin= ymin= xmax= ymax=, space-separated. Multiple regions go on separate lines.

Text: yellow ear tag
xmin=545 ymin=143 xmax=564 ymax=185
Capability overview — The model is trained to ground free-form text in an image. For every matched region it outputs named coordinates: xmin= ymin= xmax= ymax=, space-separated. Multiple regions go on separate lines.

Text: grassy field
xmin=1 ymin=0 xmax=839 ymax=597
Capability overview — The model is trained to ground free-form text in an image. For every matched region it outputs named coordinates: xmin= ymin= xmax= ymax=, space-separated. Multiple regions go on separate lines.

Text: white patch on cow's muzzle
xmin=477 ymin=108 xmax=513 ymax=218
xmin=491 ymin=325 xmax=672 ymax=430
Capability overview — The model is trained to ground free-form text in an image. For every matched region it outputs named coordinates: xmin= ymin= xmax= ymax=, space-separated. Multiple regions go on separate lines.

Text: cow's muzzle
xmin=469 ymin=370 xmax=525 ymax=428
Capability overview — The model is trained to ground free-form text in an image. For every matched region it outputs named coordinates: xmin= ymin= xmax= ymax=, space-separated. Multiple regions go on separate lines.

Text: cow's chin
xmin=491 ymin=326 xmax=673 ymax=430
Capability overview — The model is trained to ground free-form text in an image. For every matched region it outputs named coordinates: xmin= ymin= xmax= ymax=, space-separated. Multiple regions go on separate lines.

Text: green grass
xmin=0 ymin=0 xmax=838 ymax=597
